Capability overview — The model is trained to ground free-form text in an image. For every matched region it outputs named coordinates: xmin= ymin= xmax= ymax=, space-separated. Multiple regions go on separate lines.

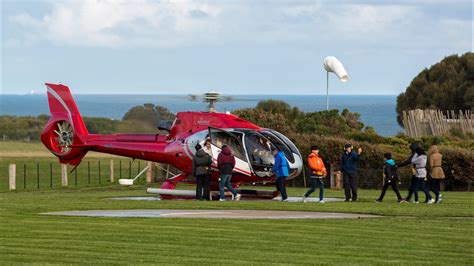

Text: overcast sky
xmin=1 ymin=0 xmax=472 ymax=95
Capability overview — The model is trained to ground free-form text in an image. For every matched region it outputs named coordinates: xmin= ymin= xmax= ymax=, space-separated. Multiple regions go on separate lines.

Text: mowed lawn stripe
xmin=1 ymin=217 xmax=472 ymax=264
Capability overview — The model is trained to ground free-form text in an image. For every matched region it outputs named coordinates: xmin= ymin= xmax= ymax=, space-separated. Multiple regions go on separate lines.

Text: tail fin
xmin=41 ymin=83 xmax=89 ymax=166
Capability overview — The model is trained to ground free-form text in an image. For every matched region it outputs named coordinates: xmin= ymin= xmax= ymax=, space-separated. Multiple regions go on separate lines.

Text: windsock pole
xmin=326 ymin=71 xmax=329 ymax=110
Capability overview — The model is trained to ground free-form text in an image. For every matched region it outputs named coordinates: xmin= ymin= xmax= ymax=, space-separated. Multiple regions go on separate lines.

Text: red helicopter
xmin=41 ymin=83 xmax=303 ymax=198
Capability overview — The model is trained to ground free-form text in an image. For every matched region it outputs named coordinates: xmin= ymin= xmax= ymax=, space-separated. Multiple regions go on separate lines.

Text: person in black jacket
xmin=397 ymin=143 xmax=418 ymax=202
xmin=341 ymin=143 xmax=363 ymax=202
xmin=192 ymin=144 xmax=212 ymax=200
xmin=375 ymin=153 xmax=404 ymax=203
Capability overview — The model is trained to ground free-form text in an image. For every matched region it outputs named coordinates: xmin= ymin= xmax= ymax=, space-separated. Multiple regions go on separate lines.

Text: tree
xmin=123 ymin=103 xmax=175 ymax=128
xmin=396 ymin=52 xmax=474 ymax=126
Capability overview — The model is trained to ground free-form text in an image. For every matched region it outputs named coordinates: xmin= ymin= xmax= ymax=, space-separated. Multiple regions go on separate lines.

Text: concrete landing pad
xmin=42 ymin=209 xmax=379 ymax=219
xmin=108 ymin=196 xmax=344 ymax=202
xmin=109 ymin=197 xmax=161 ymax=201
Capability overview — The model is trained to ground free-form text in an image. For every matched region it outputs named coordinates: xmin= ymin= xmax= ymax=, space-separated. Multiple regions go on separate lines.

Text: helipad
xmin=108 ymin=196 xmax=344 ymax=203
xmin=42 ymin=209 xmax=379 ymax=219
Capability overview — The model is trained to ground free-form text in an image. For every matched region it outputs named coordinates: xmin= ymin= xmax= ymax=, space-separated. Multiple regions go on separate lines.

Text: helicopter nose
xmin=289 ymin=152 xmax=303 ymax=178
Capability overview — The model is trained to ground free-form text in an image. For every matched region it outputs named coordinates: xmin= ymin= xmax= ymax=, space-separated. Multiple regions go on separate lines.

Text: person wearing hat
xmin=303 ymin=145 xmax=327 ymax=203
xmin=341 ymin=143 xmax=362 ymax=202
xmin=192 ymin=143 xmax=212 ymax=200
xmin=272 ymin=146 xmax=289 ymax=202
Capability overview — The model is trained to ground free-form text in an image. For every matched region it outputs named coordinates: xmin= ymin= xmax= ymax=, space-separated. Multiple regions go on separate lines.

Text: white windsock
xmin=323 ymin=56 xmax=348 ymax=82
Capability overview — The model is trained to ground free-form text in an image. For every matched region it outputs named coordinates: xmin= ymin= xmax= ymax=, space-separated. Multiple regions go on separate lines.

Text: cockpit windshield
xmin=260 ymin=130 xmax=295 ymax=163
xmin=244 ymin=132 xmax=274 ymax=166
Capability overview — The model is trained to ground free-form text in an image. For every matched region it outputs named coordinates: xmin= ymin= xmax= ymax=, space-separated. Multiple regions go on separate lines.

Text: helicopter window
xmin=209 ymin=131 xmax=247 ymax=161
xmin=260 ymin=131 xmax=295 ymax=163
xmin=269 ymin=130 xmax=299 ymax=155
xmin=244 ymin=133 xmax=274 ymax=166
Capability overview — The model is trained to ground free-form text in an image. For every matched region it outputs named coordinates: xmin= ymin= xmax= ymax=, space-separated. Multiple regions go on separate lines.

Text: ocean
xmin=0 ymin=94 xmax=403 ymax=136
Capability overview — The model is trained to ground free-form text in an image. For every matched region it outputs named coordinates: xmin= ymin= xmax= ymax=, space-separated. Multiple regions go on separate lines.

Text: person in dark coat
xmin=272 ymin=147 xmax=290 ymax=202
xmin=375 ymin=153 xmax=404 ymax=203
xmin=192 ymin=144 xmax=212 ymax=200
xmin=217 ymin=145 xmax=241 ymax=201
xmin=397 ymin=143 xmax=422 ymax=203
xmin=341 ymin=143 xmax=362 ymax=202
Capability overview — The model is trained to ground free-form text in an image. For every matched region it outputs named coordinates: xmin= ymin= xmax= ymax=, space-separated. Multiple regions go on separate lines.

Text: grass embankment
xmin=0 ymin=187 xmax=473 ymax=265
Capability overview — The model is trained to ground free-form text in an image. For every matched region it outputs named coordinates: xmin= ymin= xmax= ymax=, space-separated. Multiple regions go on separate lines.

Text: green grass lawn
xmin=0 ymin=187 xmax=472 ymax=265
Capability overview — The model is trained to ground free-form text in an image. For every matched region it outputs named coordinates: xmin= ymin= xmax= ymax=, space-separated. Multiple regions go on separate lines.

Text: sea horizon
xmin=0 ymin=94 xmax=404 ymax=136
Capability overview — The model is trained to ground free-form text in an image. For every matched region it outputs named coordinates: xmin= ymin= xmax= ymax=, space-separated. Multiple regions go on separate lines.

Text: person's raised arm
xmin=397 ymin=154 xmax=414 ymax=168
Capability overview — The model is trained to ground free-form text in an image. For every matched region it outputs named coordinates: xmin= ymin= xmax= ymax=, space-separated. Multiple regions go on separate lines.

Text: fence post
xmin=110 ymin=160 xmax=114 ymax=183
xmin=98 ymin=161 xmax=101 ymax=185
xmin=9 ymin=164 xmax=16 ymax=191
xmin=119 ymin=160 xmax=122 ymax=179
xmin=50 ymin=162 xmax=53 ymax=188
xmin=23 ymin=164 xmax=27 ymax=189
xmin=146 ymin=161 xmax=153 ymax=184
xmin=61 ymin=164 xmax=68 ymax=187
xmin=335 ymin=171 xmax=342 ymax=189
xmin=37 ymin=163 xmax=40 ymax=189
xmin=330 ymin=163 xmax=334 ymax=189
xmin=87 ymin=161 xmax=91 ymax=185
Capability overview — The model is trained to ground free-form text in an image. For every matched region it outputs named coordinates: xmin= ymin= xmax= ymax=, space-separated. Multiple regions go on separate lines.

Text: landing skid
xmin=147 ymin=187 xmax=279 ymax=200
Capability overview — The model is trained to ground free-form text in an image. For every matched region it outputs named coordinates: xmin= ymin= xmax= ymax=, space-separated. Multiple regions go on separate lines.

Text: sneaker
xmin=427 ymin=199 xmax=435 ymax=204
xmin=302 ymin=197 xmax=309 ymax=203
xmin=318 ymin=200 xmax=325 ymax=203
xmin=413 ymin=201 xmax=419 ymax=204
xmin=234 ymin=194 xmax=242 ymax=201
xmin=437 ymin=198 xmax=443 ymax=204
xmin=282 ymin=199 xmax=288 ymax=202
xmin=375 ymin=199 xmax=382 ymax=203
xmin=344 ymin=199 xmax=351 ymax=202
xmin=398 ymin=199 xmax=408 ymax=203
xmin=219 ymin=199 xmax=226 ymax=202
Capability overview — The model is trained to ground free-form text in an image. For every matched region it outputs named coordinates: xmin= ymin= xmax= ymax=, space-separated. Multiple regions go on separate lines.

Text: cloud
xmin=7 ymin=0 xmax=223 ymax=47
xmin=5 ymin=0 xmax=472 ymax=51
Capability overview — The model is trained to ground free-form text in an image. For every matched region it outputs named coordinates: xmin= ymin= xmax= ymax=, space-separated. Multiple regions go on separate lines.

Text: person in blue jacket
xmin=341 ymin=143 xmax=363 ymax=202
xmin=272 ymin=147 xmax=289 ymax=202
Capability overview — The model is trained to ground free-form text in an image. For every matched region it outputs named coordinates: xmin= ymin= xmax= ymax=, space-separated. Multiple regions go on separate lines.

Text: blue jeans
xmin=276 ymin=176 xmax=288 ymax=200
xmin=406 ymin=177 xmax=432 ymax=202
xmin=304 ymin=177 xmax=324 ymax=200
xmin=219 ymin=174 xmax=238 ymax=200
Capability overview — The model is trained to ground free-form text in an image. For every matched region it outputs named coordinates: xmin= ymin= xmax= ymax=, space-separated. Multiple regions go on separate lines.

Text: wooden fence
xmin=5 ymin=160 xmax=177 ymax=191
xmin=402 ymin=109 xmax=473 ymax=137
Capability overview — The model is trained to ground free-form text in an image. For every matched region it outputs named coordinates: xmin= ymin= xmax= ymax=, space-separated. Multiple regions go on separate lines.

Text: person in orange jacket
xmin=303 ymin=145 xmax=327 ymax=203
